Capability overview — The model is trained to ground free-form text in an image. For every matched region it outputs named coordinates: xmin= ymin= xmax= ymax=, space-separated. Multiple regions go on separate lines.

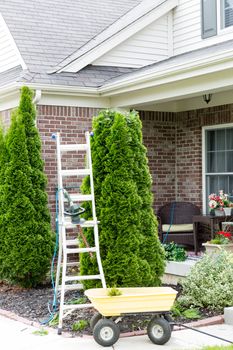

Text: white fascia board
xmin=58 ymin=0 xmax=178 ymax=73
xmin=110 ymin=68 xmax=233 ymax=108
xmin=100 ymin=49 xmax=233 ymax=96
xmin=0 ymin=13 xmax=27 ymax=71
xmin=0 ymin=82 xmax=110 ymax=110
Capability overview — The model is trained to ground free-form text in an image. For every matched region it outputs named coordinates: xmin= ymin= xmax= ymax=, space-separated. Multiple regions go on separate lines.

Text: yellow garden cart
xmin=85 ymin=287 xmax=177 ymax=347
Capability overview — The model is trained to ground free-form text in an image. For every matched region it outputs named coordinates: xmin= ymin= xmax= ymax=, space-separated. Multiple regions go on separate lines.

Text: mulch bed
xmin=0 ymin=281 xmax=222 ymax=336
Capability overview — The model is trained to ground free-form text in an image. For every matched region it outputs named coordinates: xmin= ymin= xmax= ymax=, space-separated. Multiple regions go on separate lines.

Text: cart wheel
xmin=163 ymin=314 xmax=174 ymax=331
xmin=93 ymin=319 xmax=120 ymax=347
xmin=90 ymin=312 xmax=102 ymax=330
xmin=147 ymin=317 xmax=171 ymax=345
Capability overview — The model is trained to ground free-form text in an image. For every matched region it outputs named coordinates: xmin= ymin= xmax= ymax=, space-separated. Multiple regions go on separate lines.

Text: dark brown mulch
xmin=0 ymin=281 xmax=222 ymax=336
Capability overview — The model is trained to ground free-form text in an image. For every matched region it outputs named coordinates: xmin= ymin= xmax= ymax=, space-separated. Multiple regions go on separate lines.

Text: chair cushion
xmin=162 ymin=224 xmax=193 ymax=233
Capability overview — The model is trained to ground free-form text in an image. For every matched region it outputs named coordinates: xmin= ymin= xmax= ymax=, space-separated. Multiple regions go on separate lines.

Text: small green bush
xmin=72 ymin=320 xmax=88 ymax=331
xmin=182 ymin=308 xmax=201 ymax=319
xmin=163 ymin=242 xmax=187 ymax=261
xmin=177 ymin=251 xmax=233 ymax=310
xmin=107 ymin=287 xmax=122 ymax=296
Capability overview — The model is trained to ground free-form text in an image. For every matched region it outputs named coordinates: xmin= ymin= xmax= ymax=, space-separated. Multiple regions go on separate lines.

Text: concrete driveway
xmin=2 ymin=314 xmax=233 ymax=350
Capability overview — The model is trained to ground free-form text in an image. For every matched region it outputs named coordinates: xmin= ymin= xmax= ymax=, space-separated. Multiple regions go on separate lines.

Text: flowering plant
xmin=208 ymin=190 xmax=231 ymax=210
xmin=209 ymin=231 xmax=233 ymax=245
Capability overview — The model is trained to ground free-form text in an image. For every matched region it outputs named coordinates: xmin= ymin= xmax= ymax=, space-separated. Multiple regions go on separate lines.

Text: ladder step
xmin=63 ymin=304 xmax=92 ymax=311
xmin=61 ymin=169 xmax=90 ymax=177
xmin=66 ymin=247 xmax=97 ymax=254
xmin=64 ymin=219 xmax=99 ymax=229
xmin=65 ymin=275 xmax=101 ymax=282
xmin=58 ymin=283 xmax=83 ymax=291
xmin=66 ymin=239 xmax=79 ymax=246
xmin=69 ymin=194 xmax=93 ymax=202
xmin=60 ymin=144 xmax=88 ymax=152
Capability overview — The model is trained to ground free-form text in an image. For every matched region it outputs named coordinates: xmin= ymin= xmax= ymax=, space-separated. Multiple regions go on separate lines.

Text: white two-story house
xmin=0 ymin=0 xmax=233 ymax=220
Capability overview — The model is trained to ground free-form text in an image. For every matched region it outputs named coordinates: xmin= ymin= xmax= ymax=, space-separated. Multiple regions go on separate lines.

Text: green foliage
xmin=205 ymin=347 xmax=233 ymax=350
xmin=0 ymin=87 xmax=53 ymax=287
xmin=182 ymin=308 xmax=201 ymax=319
xmin=48 ymin=313 xmax=59 ymax=326
xmin=72 ymin=320 xmax=88 ymax=331
xmin=163 ymin=242 xmax=187 ymax=262
xmin=32 ymin=328 xmax=48 ymax=336
xmin=170 ymin=301 xmax=183 ymax=317
xmin=201 ymin=347 xmax=233 ymax=350
xmin=177 ymin=251 xmax=233 ymax=310
xmin=107 ymin=287 xmax=122 ymax=296
xmin=80 ymin=110 xmax=165 ymax=288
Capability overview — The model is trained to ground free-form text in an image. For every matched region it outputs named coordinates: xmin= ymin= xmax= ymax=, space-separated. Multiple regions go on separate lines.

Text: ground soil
xmin=0 ymin=281 xmax=222 ymax=336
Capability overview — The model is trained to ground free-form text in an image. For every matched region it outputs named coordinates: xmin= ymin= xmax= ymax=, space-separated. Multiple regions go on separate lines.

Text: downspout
xmin=33 ymin=89 xmax=42 ymax=127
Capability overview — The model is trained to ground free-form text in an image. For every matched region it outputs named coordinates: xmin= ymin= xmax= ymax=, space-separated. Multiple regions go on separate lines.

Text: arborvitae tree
xmin=0 ymin=125 xmax=8 ymax=271
xmin=80 ymin=110 xmax=165 ymax=287
xmin=0 ymin=88 xmax=53 ymax=287
xmin=18 ymin=86 xmax=51 ymax=224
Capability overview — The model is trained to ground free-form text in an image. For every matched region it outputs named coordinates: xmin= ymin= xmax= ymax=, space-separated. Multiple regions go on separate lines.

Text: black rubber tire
xmin=163 ymin=314 xmax=174 ymax=331
xmin=147 ymin=317 xmax=171 ymax=345
xmin=93 ymin=319 xmax=120 ymax=347
xmin=90 ymin=312 xmax=102 ymax=330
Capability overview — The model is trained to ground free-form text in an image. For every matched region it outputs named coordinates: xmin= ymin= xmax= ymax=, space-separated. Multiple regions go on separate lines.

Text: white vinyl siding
xmin=93 ymin=15 xmax=169 ymax=68
xmin=173 ymin=0 xmax=233 ymax=56
xmin=0 ymin=14 xmax=25 ymax=73
xmin=173 ymin=0 xmax=201 ymax=56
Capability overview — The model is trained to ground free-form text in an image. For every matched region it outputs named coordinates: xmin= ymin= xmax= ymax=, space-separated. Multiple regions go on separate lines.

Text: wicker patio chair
xmin=157 ymin=201 xmax=201 ymax=252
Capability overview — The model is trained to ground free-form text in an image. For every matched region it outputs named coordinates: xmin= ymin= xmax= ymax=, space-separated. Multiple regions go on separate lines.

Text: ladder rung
xmin=58 ymin=283 xmax=83 ymax=291
xmin=60 ymin=144 xmax=88 ymax=152
xmin=65 ymin=274 xmax=101 ymax=282
xmin=66 ymin=239 xmax=79 ymax=246
xmin=61 ymin=169 xmax=90 ymax=177
xmin=64 ymin=219 xmax=99 ymax=229
xmin=66 ymin=247 xmax=96 ymax=254
xmin=63 ymin=304 xmax=92 ymax=311
xmin=69 ymin=194 xmax=93 ymax=202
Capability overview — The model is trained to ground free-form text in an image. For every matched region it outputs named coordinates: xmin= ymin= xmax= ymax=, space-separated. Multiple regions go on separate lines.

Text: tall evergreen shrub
xmin=80 ymin=110 xmax=165 ymax=287
xmin=0 ymin=88 xmax=53 ymax=287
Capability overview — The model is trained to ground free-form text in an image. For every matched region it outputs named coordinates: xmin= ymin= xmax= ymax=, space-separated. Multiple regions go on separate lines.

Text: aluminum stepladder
xmin=54 ymin=132 xmax=106 ymax=335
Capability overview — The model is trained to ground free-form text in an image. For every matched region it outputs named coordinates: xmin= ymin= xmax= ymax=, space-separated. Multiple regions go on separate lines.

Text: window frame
xmin=217 ymin=0 xmax=233 ymax=34
xmin=202 ymin=122 xmax=233 ymax=214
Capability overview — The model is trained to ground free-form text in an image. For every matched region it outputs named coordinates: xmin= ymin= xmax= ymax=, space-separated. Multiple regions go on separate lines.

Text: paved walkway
xmin=2 ymin=314 xmax=233 ymax=350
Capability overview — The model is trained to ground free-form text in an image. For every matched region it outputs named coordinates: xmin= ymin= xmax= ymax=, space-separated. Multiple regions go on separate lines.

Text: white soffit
xmin=54 ymin=0 xmax=178 ymax=73
xmin=0 ymin=13 xmax=27 ymax=73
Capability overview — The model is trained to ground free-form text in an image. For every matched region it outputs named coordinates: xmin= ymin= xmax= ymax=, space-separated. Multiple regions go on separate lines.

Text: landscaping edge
xmin=0 ymin=307 xmax=224 ymax=338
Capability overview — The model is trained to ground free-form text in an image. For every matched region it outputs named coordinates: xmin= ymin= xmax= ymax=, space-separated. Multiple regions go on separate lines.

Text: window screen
xmin=205 ymin=127 xmax=233 ymax=210
xmin=221 ymin=0 xmax=233 ymax=28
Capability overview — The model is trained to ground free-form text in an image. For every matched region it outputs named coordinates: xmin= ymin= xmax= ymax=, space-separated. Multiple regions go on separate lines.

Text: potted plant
xmin=208 ymin=190 xmax=232 ymax=216
xmin=203 ymin=231 xmax=233 ymax=255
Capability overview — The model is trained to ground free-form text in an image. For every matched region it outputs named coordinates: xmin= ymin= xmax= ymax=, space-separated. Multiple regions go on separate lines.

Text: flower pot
xmin=202 ymin=242 xmax=233 ymax=256
xmin=224 ymin=207 xmax=232 ymax=216
xmin=214 ymin=209 xmax=225 ymax=216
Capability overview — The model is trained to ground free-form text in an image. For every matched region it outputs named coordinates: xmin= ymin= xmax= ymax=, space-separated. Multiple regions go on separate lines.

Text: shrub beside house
xmin=0 ymin=87 xmax=54 ymax=287
xmin=81 ymin=110 xmax=165 ymax=288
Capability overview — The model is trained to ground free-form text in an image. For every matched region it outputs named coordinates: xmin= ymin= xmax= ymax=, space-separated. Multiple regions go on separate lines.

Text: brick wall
xmin=140 ymin=111 xmax=177 ymax=211
xmin=2 ymin=103 xmax=233 ymax=221
xmin=36 ymin=105 xmax=100 ymax=224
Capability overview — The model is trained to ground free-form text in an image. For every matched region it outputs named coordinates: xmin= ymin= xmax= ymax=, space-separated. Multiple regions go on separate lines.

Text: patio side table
xmin=193 ymin=214 xmax=231 ymax=253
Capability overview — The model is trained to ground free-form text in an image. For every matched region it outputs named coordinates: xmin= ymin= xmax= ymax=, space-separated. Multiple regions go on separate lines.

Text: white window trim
xmin=217 ymin=0 xmax=233 ymax=34
xmin=202 ymin=122 xmax=233 ymax=214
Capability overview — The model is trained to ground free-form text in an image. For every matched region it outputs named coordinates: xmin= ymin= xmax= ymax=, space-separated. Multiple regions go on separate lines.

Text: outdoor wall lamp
xmin=203 ymin=94 xmax=212 ymax=104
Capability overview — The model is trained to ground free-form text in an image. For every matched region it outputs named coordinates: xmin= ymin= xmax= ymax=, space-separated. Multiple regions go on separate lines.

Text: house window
xmin=221 ymin=0 xmax=233 ymax=28
xmin=205 ymin=126 xmax=233 ymax=211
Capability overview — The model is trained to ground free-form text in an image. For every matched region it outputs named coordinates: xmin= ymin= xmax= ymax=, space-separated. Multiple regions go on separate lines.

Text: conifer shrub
xmin=80 ymin=110 xmax=165 ymax=288
xmin=0 ymin=87 xmax=53 ymax=287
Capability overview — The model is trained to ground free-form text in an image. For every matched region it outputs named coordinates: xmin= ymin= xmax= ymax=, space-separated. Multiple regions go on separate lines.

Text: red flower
xmin=217 ymin=231 xmax=232 ymax=238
